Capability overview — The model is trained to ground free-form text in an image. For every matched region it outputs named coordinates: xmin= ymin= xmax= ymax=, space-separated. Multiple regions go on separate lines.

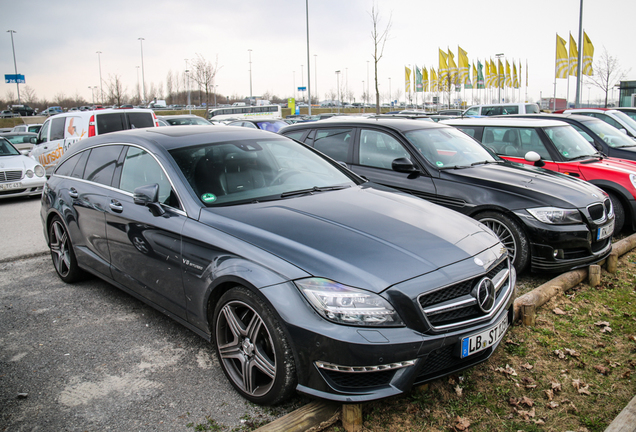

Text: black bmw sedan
xmin=280 ymin=118 xmax=615 ymax=274
xmin=41 ymin=126 xmax=515 ymax=404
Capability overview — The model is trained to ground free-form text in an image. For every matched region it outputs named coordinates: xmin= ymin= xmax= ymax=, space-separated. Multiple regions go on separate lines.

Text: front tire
xmin=476 ymin=211 xmax=529 ymax=273
xmin=608 ymin=192 xmax=625 ymax=235
xmin=48 ymin=216 xmax=85 ymax=283
xmin=213 ymin=287 xmax=296 ymax=405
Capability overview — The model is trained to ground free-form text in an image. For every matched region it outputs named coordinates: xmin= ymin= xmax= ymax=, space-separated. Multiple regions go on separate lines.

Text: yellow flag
xmin=582 ymin=31 xmax=594 ymax=76
xmin=505 ymin=60 xmax=512 ymax=87
xmin=422 ymin=67 xmax=429 ymax=92
xmin=439 ymin=49 xmax=448 ymax=76
xmin=431 ymin=67 xmax=437 ymax=92
xmin=448 ymin=49 xmax=458 ymax=83
xmin=498 ymin=59 xmax=504 ymax=89
xmin=405 ymin=66 xmax=412 ymax=92
xmin=569 ymin=33 xmax=578 ymax=76
xmin=555 ymin=34 xmax=568 ymax=79
xmin=513 ymin=62 xmax=519 ymax=88
xmin=458 ymin=46 xmax=469 ymax=85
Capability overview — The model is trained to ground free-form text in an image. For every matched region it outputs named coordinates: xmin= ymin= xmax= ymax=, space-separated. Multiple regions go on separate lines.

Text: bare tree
xmin=587 ymin=47 xmax=630 ymax=108
xmin=165 ymin=71 xmax=174 ymax=104
xmin=106 ymin=74 xmax=127 ymax=106
xmin=191 ymin=54 xmax=221 ymax=107
xmin=370 ymin=3 xmax=392 ymax=114
xmin=22 ymin=86 xmax=37 ymax=104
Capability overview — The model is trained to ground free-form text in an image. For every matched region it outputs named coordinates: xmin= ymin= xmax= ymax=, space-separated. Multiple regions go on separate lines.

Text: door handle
xmin=69 ymin=188 xmax=79 ymax=198
xmin=109 ymin=200 xmax=123 ymax=213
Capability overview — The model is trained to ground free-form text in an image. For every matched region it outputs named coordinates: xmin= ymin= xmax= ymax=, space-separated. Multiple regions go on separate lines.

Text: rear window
xmin=96 ymin=113 xmax=126 ymax=134
xmin=525 ymin=104 xmax=540 ymax=114
xmin=127 ymin=112 xmax=155 ymax=129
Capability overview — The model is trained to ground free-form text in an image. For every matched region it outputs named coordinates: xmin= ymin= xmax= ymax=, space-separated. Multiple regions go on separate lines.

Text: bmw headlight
xmin=295 ymin=278 xmax=404 ymax=327
xmin=527 ymin=207 xmax=582 ymax=224
xmin=34 ymin=165 xmax=45 ymax=177
xmin=26 ymin=169 xmax=34 ymax=178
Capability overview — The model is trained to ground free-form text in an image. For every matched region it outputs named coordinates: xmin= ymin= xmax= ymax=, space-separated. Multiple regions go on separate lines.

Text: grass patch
xmin=322 ymin=250 xmax=636 ymax=432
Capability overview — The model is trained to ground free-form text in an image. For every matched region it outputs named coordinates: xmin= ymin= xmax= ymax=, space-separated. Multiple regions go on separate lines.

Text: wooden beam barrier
xmin=588 ymin=264 xmax=601 ymax=286
xmin=253 ymin=400 xmax=340 ymax=432
xmin=342 ymin=404 xmax=363 ymax=432
xmin=604 ymin=395 xmax=636 ymax=432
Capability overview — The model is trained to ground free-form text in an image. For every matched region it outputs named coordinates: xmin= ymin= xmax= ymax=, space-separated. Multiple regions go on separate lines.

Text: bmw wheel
xmin=476 ymin=211 xmax=529 ymax=273
xmin=213 ymin=287 xmax=296 ymax=405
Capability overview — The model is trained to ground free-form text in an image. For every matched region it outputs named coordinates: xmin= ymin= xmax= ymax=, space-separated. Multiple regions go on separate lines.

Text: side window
xmin=525 ymin=104 xmax=540 ymax=114
xmin=312 ymin=128 xmax=353 ymax=162
xmin=282 ymin=130 xmax=306 ymax=142
xmin=50 ymin=117 xmax=66 ymax=141
xmin=464 ymin=107 xmax=479 ymax=116
xmin=38 ymin=120 xmax=50 ymax=143
xmin=83 ymin=145 xmax=124 ymax=186
xmin=96 ymin=113 xmax=126 ymax=134
xmin=483 ymin=127 xmax=549 ymax=159
xmin=599 ymin=115 xmax=622 ymax=129
xmin=571 ymin=124 xmax=595 ymax=144
xmin=54 ymin=152 xmax=81 ymax=177
xmin=119 ymin=146 xmax=179 ymax=208
xmin=501 ymin=105 xmax=519 ymax=115
xmin=71 ymin=149 xmax=91 ymax=179
xmin=455 ymin=127 xmax=478 ymax=138
xmin=126 ymin=112 xmax=155 ymax=129
xmin=358 ymin=129 xmax=410 ymax=169
xmin=481 ymin=106 xmax=501 ymax=116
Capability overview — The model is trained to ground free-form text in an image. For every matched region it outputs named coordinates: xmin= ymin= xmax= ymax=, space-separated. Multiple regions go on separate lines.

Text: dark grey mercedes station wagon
xmin=41 ymin=126 xmax=516 ymax=404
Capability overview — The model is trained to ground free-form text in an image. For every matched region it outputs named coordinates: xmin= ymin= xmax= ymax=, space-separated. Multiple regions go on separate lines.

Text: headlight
xmin=630 ymin=174 xmax=636 ymax=190
xmin=295 ymin=278 xmax=404 ymax=327
xmin=26 ymin=169 xmax=34 ymax=178
xmin=34 ymin=165 xmax=45 ymax=177
xmin=527 ymin=207 xmax=582 ymax=224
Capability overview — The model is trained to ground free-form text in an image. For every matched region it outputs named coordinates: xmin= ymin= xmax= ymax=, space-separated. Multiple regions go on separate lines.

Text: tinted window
xmin=359 ymin=129 xmax=410 ymax=169
xmin=71 ymin=149 xmax=91 ymax=179
xmin=283 ymin=130 xmax=306 ymax=141
xmin=54 ymin=153 xmax=81 ymax=177
xmin=312 ymin=128 xmax=353 ymax=162
xmin=83 ymin=145 xmax=124 ymax=185
xmin=96 ymin=113 xmax=126 ymax=134
xmin=127 ymin=112 xmax=154 ymax=129
xmin=120 ymin=146 xmax=178 ymax=208
xmin=50 ymin=117 xmax=66 ymax=140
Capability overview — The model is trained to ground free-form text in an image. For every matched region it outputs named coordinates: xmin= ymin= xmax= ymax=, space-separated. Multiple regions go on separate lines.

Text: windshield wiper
xmin=280 ymin=185 xmax=349 ymax=198
xmin=471 ymin=160 xmax=501 ymax=166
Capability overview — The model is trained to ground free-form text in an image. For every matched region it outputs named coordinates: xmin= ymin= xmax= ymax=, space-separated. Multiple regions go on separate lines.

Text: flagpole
xmin=567 ymin=33 xmax=571 ymax=107
xmin=553 ymin=33 xmax=558 ymax=111
xmin=575 ymin=0 xmax=584 ymax=107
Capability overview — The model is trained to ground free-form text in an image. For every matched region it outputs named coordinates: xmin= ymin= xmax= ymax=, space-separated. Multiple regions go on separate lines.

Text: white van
xmin=31 ymin=108 xmax=158 ymax=175
xmin=463 ymin=103 xmax=540 ymax=117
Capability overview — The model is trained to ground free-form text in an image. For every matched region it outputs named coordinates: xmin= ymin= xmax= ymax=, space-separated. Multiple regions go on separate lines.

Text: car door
xmin=32 ymin=116 xmax=67 ymax=175
xmin=106 ymin=145 xmax=187 ymax=318
xmin=350 ymin=127 xmax=438 ymax=202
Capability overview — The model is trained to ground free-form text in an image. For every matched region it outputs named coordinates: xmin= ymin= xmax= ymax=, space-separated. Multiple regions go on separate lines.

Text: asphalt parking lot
xmin=0 ymin=197 xmax=303 ymax=431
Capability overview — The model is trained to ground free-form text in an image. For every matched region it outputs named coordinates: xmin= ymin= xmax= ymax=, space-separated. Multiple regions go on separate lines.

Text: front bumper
xmin=0 ymin=177 xmax=45 ymax=199
xmin=513 ymin=210 xmax=613 ymax=273
xmin=261 ymin=254 xmax=516 ymax=402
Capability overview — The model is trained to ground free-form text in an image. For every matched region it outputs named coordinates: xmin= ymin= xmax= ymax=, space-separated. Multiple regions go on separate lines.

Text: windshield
xmin=612 ymin=111 xmax=636 ymax=132
xmin=256 ymin=121 xmax=288 ymax=133
xmin=582 ymin=118 xmax=636 ymax=148
xmin=169 ymin=137 xmax=359 ymax=206
xmin=544 ymin=125 xmax=599 ymax=160
xmin=0 ymin=138 xmax=20 ymax=156
xmin=404 ymin=126 xmax=497 ymax=168
xmin=619 ymin=110 xmax=636 ymax=121
xmin=166 ymin=117 xmax=212 ymax=126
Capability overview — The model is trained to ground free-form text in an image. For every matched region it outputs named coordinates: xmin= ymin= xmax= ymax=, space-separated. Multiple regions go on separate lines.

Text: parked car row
xmin=4 ymin=102 xmax=635 ymax=407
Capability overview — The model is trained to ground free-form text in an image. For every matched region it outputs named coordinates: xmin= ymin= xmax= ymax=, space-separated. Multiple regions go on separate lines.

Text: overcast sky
xmin=1 ymin=0 xmax=634 ymax=106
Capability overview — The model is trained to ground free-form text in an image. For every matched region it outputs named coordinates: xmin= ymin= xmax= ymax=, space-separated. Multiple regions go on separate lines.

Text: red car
xmin=443 ymin=117 xmax=636 ymax=234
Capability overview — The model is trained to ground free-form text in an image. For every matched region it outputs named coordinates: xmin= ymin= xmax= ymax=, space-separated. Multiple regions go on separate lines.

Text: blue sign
xmin=297 ymin=86 xmax=306 ymax=91
xmin=5 ymin=74 xmax=25 ymax=84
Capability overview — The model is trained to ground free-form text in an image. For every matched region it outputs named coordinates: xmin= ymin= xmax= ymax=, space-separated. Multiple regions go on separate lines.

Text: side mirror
xmin=525 ymin=151 xmax=545 ymax=167
xmin=133 ymin=184 xmax=165 ymax=217
xmin=30 ymin=137 xmax=38 ymax=144
xmin=392 ymin=157 xmax=419 ymax=173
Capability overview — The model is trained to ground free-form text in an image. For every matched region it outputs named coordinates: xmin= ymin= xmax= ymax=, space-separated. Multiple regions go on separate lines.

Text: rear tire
xmin=213 ymin=287 xmax=296 ymax=405
xmin=476 ymin=211 xmax=529 ymax=273
xmin=608 ymin=192 xmax=625 ymax=235
xmin=48 ymin=216 xmax=85 ymax=283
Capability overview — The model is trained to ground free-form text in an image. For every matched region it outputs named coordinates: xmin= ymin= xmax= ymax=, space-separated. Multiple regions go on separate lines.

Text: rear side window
xmin=96 ymin=113 xmax=126 ymax=134
xmin=283 ymin=130 xmax=306 ymax=141
xmin=525 ymin=104 xmax=540 ymax=114
xmin=50 ymin=117 xmax=66 ymax=140
xmin=127 ymin=112 xmax=154 ymax=129
xmin=54 ymin=153 xmax=81 ymax=177
xmin=83 ymin=145 xmax=124 ymax=186
xmin=71 ymin=150 xmax=91 ymax=178
xmin=312 ymin=128 xmax=353 ymax=162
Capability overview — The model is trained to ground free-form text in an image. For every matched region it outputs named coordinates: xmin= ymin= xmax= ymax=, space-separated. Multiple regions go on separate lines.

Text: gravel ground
xmin=0 ymin=256 xmax=305 ymax=432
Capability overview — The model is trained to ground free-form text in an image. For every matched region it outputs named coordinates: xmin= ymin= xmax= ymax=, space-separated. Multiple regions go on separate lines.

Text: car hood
xmin=440 ymin=161 xmax=607 ymax=209
xmin=198 ymin=186 xmax=501 ymax=292
xmin=0 ymin=154 xmax=38 ymax=170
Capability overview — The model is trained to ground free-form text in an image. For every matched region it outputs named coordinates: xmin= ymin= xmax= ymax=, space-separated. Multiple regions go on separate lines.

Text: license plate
xmin=461 ymin=315 xmax=509 ymax=358
xmin=597 ymin=220 xmax=614 ymax=241
xmin=0 ymin=182 xmax=22 ymax=191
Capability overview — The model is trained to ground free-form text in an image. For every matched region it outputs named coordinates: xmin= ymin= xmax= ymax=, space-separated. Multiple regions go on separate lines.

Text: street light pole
xmin=301 ymin=64 xmax=304 ymax=103
xmin=7 ymin=30 xmax=20 ymax=104
xmin=305 ymin=0 xmax=312 ymax=115
xmin=138 ymin=38 xmax=146 ymax=104
xmin=314 ymin=54 xmax=318 ymax=106
xmin=389 ymin=77 xmax=391 ymax=106
xmin=135 ymin=66 xmax=140 ymax=104
xmin=336 ymin=70 xmax=341 ymax=114
xmin=96 ymin=51 xmax=103 ymax=105
xmin=248 ymin=49 xmax=253 ymax=102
